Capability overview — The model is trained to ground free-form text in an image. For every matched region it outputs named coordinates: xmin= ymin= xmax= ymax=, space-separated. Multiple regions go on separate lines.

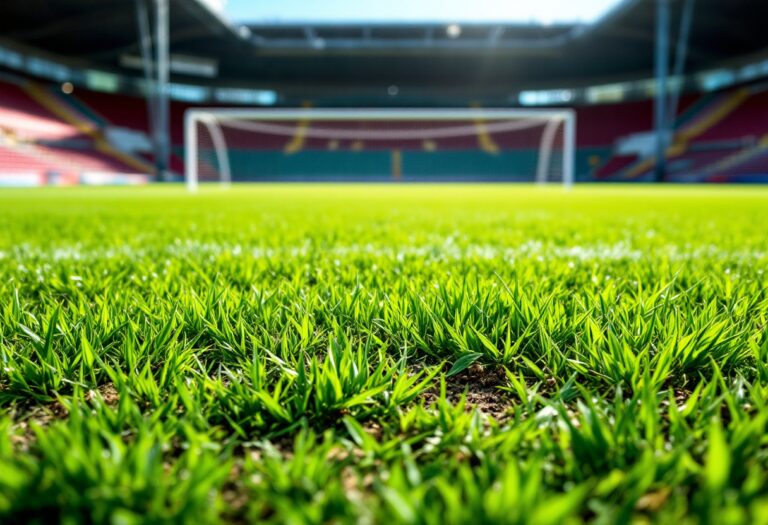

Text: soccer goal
xmin=184 ymin=108 xmax=576 ymax=191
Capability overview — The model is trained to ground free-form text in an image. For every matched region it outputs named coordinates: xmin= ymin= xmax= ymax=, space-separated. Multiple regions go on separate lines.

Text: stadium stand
xmin=0 ymin=78 xmax=82 ymax=141
xmin=0 ymin=76 xmax=151 ymax=185
xmin=71 ymin=89 xmax=150 ymax=134
xmin=594 ymin=155 xmax=638 ymax=180
xmin=4 ymin=74 xmax=768 ymax=184
xmin=694 ymin=89 xmax=768 ymax=143
xmin=593 ymin=85 xmax=768 ymax=182
xmin=2 ymin=0 xmax=768 ymax=184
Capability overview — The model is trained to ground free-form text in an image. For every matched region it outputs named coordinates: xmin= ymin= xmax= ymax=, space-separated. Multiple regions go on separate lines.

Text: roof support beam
xmin=135 ymin=0 xmax=171 ymax=181
xmin=654 ymin=0 xmax=670 ymax=182
xmin=668 ymin=0 xmax=696 ymax=129
xmin=489 ymin=26 xmax=505 ymax=45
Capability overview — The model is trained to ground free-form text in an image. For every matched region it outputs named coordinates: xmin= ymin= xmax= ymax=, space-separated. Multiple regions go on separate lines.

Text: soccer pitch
xmin=1 ymin=184 xmax=767 ymax=523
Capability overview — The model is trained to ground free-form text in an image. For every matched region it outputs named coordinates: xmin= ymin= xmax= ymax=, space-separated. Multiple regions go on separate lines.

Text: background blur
xmin=1 ymin=0 xmax=768 ymax=186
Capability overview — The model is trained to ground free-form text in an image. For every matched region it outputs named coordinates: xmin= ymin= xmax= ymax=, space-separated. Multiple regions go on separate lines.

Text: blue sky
xmin=204 ymin=0 xmax=624 ymax=24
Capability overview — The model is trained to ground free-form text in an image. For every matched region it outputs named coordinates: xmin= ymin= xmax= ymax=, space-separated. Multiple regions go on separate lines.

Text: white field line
xmin=4 ymin=241 xmax=766 ymax=267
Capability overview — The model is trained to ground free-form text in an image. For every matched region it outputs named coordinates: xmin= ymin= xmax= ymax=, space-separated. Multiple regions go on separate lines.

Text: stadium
xmin=0 ymin=0 xmax=767 ymax=523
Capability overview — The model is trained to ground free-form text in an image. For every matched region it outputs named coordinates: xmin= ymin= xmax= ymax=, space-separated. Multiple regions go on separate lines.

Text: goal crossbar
xmin=184 ymin=108 xmax=576 ymax=190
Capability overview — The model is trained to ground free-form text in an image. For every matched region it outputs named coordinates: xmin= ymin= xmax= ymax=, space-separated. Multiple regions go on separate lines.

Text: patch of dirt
xmin=98 ymin=383 xmax=120 ymax=406
xmin=82 ymin=383 xmax=120 ymax=406
xmin=9 ymin=398 xmax=68 ymax=452
xmin=9 ymin=383 xmax=119 ymax=451
xmin=421 ymin=364 xmax=512 ymax=422
xmin=362 ymin=421 xmax=383 ymax=441
xmin=220 ymin=460 xmax=250 ymax=524
xmin=635 ymin=487 xmax=672 ymax=513
xmin=341 ymin=465 xmax=375 ymax=500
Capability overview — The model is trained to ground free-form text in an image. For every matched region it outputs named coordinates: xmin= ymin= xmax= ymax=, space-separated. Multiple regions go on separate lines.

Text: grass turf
xmin=1 ymin=184 xmax=767 ymax=524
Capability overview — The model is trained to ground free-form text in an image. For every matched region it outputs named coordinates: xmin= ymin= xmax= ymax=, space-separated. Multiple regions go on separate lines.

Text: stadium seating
xmin=3 ymin=73 xmax=768 ymax=183
xmin=594 ymin=86 xmax=768 ymax=181
xmin=0 ymin=79 xmax=83 ymax=141
xmin=594 ymin=154 xmax=638 ymax=180
xmin=72 ymin=88 xmax=192 ymax=146
xmin=0 ymin=144 xmax=49 ymax=172
xmin=65 ymin=83 xmax=768 ymax=182
xmin=577 ymin=100 xmax=653 ymax=148
xmin=695 ymin=89 xmax=768 ymax=143
xmin=71 ymin=89 xmax=151 ymax=135
xmin=0 ymin=77 xmax=152 ymax=184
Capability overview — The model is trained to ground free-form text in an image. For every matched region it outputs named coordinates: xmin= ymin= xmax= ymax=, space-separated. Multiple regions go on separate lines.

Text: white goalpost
xmin=184 ymin=108 xmax=576 ymax=191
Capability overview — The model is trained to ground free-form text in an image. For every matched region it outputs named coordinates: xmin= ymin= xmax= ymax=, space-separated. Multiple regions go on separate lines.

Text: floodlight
xmin=446 ymin=24 xmax=462 ymax=38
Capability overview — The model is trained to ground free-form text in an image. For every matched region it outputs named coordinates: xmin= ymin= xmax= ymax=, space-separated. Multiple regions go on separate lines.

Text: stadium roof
xmin=2 ymin=0 xmax=768 ymax=97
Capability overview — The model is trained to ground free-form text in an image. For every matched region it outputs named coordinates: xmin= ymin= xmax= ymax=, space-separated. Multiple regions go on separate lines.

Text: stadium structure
xmin=4 ymin=3 xmax=768 ymax=524
xmin=2 ymin=0 xmax=768 ymax=185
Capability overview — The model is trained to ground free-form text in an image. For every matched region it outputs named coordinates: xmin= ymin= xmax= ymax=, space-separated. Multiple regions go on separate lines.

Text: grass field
xmin=1 ymin=184 xmax=768 ymax=524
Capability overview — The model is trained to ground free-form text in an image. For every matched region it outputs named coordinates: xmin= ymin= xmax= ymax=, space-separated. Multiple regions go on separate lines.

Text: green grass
xmin=1 ymin=184 xmax=767 ymax=524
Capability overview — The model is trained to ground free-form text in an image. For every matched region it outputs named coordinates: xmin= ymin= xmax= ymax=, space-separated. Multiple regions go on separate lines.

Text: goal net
xmin=184 ymin=108 xmax=576 ymax=190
